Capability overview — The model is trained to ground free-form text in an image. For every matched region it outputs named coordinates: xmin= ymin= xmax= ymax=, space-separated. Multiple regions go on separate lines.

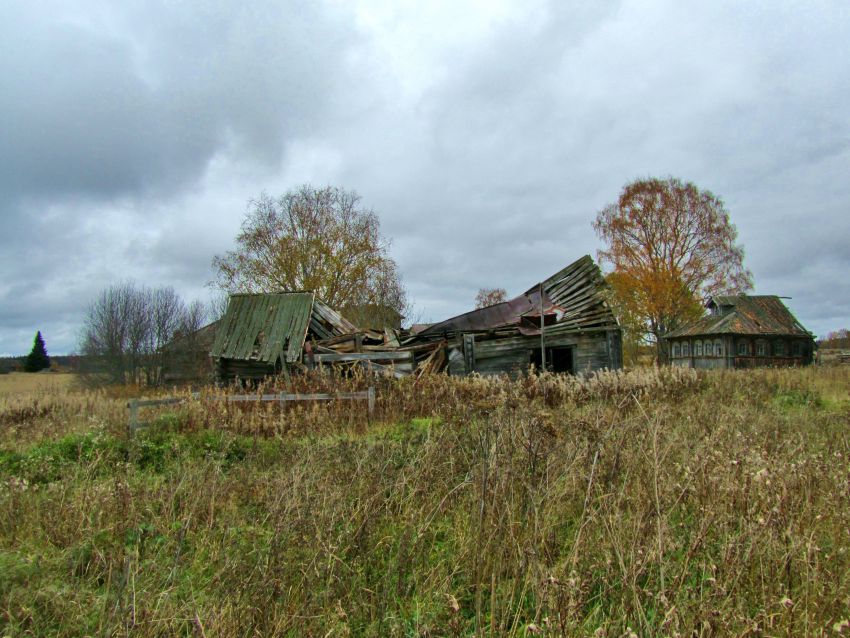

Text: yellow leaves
xmin=212 ymin=186 xmax=407 ymax=316
xmin=594 ymin=177 xmax=752 ymax=345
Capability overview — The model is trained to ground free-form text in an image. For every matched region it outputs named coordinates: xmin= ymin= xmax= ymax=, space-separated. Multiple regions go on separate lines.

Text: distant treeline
xmin=0 ymin=355 xmax=83 ymax=373
xmin=819 ymin=328 xmax=850 ymax=350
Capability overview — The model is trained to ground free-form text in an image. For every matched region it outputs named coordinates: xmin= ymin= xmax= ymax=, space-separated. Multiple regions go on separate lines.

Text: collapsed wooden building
xmin=211 ymin=292 xmax=356 ymax=383
xmin=209 ymin=255 xmax=621 ymax=383
xmin=406 ymin=255 xmax=622 ymax=376
xmin=210 ymin=292 xmax=433 ymax=383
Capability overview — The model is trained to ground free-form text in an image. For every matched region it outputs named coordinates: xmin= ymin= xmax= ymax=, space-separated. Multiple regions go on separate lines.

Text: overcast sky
xmin=1 ymin=0 xmax=848 ymax=355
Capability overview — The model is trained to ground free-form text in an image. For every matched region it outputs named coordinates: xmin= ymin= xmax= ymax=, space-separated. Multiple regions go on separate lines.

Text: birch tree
xmin=212 ymin=185 xmax=407 ymax=321
xmin=593 ymin=177 xmax=752 ymax=360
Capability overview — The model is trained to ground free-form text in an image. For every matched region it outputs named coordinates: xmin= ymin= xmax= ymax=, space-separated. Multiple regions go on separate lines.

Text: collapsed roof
xmin=417 ymin=255 xmax=618 ymax=338
xmin=211 ymin=292 xmax=356 ymax=364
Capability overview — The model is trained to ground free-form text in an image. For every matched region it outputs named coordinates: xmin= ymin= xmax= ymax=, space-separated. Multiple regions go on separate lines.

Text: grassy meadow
xmin=0 ymin=372 xmax=76 ymax=398
xmin=1 ymin=366 xmax=849 ymax=636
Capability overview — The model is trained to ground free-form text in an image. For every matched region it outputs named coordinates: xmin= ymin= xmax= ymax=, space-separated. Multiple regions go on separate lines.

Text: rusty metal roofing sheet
xmin=664 ymin=295 xmax=812 ymax=338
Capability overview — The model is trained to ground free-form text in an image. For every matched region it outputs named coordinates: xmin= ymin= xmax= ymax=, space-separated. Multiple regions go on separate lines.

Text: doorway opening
xmin=530 ymin=346 xmax=575 ymax=374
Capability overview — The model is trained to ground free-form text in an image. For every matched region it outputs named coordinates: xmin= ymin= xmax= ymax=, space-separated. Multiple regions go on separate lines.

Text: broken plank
xmin=313 ymin=352 xmax=413 ymax=363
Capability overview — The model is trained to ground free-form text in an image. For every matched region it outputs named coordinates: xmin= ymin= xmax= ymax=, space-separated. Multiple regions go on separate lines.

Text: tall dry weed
xmin=0 ymin=366 xmax=848 ymax=636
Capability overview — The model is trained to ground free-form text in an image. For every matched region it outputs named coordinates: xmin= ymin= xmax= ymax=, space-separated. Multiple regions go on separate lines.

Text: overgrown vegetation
xmin=1 ymin=367 xmax=848 ymax=636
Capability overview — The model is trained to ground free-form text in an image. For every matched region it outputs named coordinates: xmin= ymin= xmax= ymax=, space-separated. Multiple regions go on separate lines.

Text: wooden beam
xmin=357 ymin=360 xmax=409 ymax=378
xmin=128 ymin=387 xmax=377 ymax=432
xmin=313 ymin=351 xmax=413 ymax=363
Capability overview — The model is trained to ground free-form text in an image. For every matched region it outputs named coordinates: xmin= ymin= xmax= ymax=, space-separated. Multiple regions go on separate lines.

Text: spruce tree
xmin=25 ymin=331 xmax=50 ymax=372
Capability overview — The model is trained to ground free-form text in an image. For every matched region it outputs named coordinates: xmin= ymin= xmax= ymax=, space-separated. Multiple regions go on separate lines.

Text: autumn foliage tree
xmin=819 ymin=329 xmax=850 ymax=349
xmin=474 ymin=287 xmax=507 ymax=309
xmin=213 ymin=186 xmax=407 ymax=320
xmin=593 ymin=177 xmax=752 ymax=360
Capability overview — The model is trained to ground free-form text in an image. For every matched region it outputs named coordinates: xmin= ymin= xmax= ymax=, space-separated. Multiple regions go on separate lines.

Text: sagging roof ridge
xmin=665 ymin=294 xmax=813 ymax=339
xmin=226 ymin=290 xmax=315 ymax=297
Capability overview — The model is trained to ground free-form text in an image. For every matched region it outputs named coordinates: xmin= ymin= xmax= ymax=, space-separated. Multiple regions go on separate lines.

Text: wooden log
xmin=315 ymin=332 xmax=363 ymax=347
xmin=356 ymin=360 xmax=409 ymax=378
xmin=313 ymin=351 xmax=413 ymax=363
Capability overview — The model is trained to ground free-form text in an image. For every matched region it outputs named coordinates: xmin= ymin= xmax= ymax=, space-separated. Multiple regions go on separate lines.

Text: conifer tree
xmin=25 ymin=331 xmax=50 ymax=372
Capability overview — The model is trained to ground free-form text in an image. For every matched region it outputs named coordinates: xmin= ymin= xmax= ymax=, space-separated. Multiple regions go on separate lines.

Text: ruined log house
xmin=410 ymin=255 xmax=622 ymax=376
xmin=210 ymin=292 xmax=357 ymax=383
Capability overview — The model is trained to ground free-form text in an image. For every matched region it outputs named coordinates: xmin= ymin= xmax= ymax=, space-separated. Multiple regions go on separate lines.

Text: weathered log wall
xmin=444 ymin=328 xmax=620 ymax=377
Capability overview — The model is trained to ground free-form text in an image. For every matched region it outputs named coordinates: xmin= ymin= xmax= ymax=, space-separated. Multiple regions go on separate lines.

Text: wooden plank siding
xmin=669 ymin=334 xmax=813 ymax=369
xmin=444 ymin=328 xmax=618 ymax=377
xmin=212 ymin=292 xmax=365 ymax=385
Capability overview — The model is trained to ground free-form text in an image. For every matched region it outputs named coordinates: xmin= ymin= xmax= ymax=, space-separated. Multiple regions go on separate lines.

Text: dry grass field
xmin=0 ymin=372 xmax=76 ymax=398
xmin=1 ymin=366 xmax=849 ymax=636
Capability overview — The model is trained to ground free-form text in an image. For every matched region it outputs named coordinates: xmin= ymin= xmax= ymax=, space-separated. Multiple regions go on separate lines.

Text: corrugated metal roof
xmin=418 ymin=255 xmax=618 ymax=337
xmin=665 ymin=295 xmax=812 ymax=338
xmin=211 ymin=292 xmax=314 ymax=363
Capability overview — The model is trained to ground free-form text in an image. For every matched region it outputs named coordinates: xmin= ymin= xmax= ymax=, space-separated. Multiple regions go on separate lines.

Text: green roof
xmin=211 ymin=292 xmax=314 ymax=364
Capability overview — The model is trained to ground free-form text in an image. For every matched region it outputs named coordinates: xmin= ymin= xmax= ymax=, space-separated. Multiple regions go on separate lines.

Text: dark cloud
xmin=1 ymin=0 xmax=849 ymax=353
xmin=0 ymin=1 xmax=351 ymax=199
xmin=0 ymin=0 xmax=358 ymax=353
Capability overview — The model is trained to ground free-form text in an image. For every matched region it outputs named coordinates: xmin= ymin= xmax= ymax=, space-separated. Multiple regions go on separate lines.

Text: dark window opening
xmin=550 ymin=347 xmax=574 ymax=373
xmin=530 ymin=346 xmax=575 ymax=374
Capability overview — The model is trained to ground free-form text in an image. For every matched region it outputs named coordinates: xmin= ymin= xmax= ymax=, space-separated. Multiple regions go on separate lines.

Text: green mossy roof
xmin=210 ymin=292 xmax=314 ymax=364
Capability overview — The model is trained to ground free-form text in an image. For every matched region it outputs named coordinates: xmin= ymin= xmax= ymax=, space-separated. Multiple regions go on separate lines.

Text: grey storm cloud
xmin=1 ymin=0 xmax=849 ymax=355
xmin=0 ymin=1 xmax=350 ymax=199
xmin=0 ymin=0 xmax=358 ymax=353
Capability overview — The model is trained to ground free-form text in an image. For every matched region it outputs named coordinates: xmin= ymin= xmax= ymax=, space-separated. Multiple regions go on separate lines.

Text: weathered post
xmin=367 ymin=386 xmax=375 ymax=416
xmin=539 ymin=282 xmax=546 ymax=372
xmin=127 ymin=400 xmax=139 ymax=434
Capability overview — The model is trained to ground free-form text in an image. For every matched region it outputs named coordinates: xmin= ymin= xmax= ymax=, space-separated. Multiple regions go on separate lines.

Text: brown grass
xmin=1 ymin=366 xmax=848 ymax=636
xmin=0 ymin=372 xmax=76 ymax=398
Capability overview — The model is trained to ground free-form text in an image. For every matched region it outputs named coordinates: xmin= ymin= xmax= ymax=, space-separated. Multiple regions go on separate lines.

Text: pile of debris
xmin=309 ymin=330 xmax=446 ymax=379
xmin=209 ymin=255 xmax=621 ymax=384
xmin=210 ymin=291 xmax=446 ymax=383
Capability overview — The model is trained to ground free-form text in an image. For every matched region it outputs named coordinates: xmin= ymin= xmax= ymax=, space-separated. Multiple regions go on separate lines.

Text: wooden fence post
xmin=367 ymin=386 xmax=375 ymax=416
xmin=127 ymin=400 xmax=139 ymax=434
